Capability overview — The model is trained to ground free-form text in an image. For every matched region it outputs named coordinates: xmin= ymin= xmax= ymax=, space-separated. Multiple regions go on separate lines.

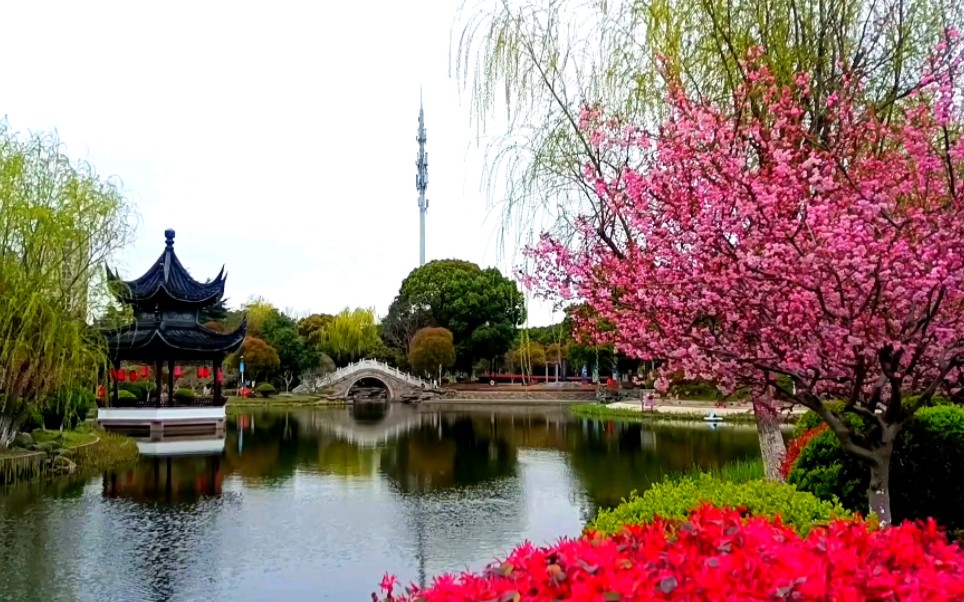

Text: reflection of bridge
xmin=303 ymin=405 xmax=576 ymax=447
xmin=305 ymin=404 xmax=433 ymax=446
xmin=293 ymin=359 xmax=433 ymax=399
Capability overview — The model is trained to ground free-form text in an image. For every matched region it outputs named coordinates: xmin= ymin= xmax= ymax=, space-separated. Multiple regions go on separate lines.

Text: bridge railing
xmin=309 ymin=359 xmax=433 ymax=390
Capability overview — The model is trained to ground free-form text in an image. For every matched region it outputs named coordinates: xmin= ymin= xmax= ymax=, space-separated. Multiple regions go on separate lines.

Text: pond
xmin=0 ymin=404 xmax=761 ymax=601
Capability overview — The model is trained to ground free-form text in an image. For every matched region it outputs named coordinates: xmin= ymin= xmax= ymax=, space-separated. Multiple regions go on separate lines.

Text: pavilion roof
xmin=106 ymin=229 xmax=226 ymax=308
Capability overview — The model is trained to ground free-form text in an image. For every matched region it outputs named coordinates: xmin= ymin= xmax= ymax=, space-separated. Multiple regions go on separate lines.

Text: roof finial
xmin=165 ymin=229 xmax=175 ymax=247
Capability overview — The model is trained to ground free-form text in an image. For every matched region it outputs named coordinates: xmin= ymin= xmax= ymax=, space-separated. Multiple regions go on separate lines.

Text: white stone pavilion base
xmin=135 ymin=437 xmax=226 ymax=456
xmin=97 ymin=406 xmax=226 ymax=439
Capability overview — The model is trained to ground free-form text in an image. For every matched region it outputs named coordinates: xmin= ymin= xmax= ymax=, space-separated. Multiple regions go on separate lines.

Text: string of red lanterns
xmin=109 ymin=365 xmax=221 ymax=381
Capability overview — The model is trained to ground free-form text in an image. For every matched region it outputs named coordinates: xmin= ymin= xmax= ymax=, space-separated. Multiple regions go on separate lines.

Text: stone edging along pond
xmin=0 ymin=435 xmax=105 ymax=485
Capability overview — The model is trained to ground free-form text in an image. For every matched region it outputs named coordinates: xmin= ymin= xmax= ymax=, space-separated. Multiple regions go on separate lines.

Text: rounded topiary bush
xmin=589 ymin=474 xmax=849 ymax=536
xmin=173 ymin=388 xmax=196 ymax=403
xmin=117 ymin=389 xmax=138 ymax=401
xmin=119 ymin=382 xmax=148 ymax=401
xmin=255 ymin=383 xmax=277 ymax=398
xmin=787 ymin=404 xmax=964 ymax=533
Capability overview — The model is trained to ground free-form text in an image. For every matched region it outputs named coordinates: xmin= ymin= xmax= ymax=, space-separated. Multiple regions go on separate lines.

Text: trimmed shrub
xmin=893 ymin=405 xmax=964 ymax=534
xmin=117 ymin=390 xmax=138 ymax=401
xmin=788 ymin=404 xmax=964 ymax=533
xmin=589 ymin=474 xmax=849 ymax=536
xmin=21 ymin=386 xmax=96 ymax=430
xmin=119 ymin=382 xmax=148 ymax=401
xmin=173 ymin=388 xmax=196 ymax=403
xmin=788 ymin=428 xmax=868 ymax=513
xmin=376 ymin=506 xmax=964 ymax=602
xmin=255 ymin=383 xmax=277 ymax=398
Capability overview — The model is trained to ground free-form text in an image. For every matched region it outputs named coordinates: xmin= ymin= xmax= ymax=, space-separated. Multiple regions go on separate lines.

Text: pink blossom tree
xmin=525 ymin=36 xmax=964 ymax=525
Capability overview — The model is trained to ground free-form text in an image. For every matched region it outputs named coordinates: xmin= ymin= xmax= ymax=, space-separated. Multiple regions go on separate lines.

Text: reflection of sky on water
xmin=0 ymin=406 xmax=760 ymax=600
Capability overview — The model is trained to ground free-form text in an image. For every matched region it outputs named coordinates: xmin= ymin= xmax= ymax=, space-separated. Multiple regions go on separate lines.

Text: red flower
xmin=375 ymin=505 xmax=964 ymax=601
xmin=780 ymin=424 xmax=829 ymax=478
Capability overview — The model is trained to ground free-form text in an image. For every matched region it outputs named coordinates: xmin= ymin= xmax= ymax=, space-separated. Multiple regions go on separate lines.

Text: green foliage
xmin=395 ymin=259 xmax=525 ymax=370
xmin=173 ymin=388 xmax=196 ymax=402
xmin=21 ymin=386 xmax=95 ymax=431
xmin=261 ymin=311 xmax=320 ymax=386
xmin=229 ymin=336 xmax=280 ymax=381
xmin=789 ymin=405 xmax=964 ymax=532
xmin=298 ymin=313 xmax=334 ymax=343
xmin=507 ymin=340 xmax=547 ymax=373
xmin=590 ymin=474 xmax=850 ymax=537
xmin=117 ymin=390 xmax=137 ymax=401
xmin=788 ymin=428 xmax=869 ymax=513
xmin=408 ymin=327 xmax=456 ymax=377
xmin=254 ymin=382 xmax=277 ymax=398
xmin=668 ymin=380 xmax=722 ymax=400
xmin=0 ymin=121 xmax=131 ymax=447
xmin=316 ymin=307 xmax=381 ymax=366
xmin=892 ymin=406 xmax=964 ymax=534
xmin=119 ymin=382 xmax=149 ymax=402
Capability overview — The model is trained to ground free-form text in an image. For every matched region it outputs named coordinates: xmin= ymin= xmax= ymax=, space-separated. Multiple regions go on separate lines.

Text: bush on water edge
xmin=589 ymin=474 xmax=850 ymax=537
xmin=375 ymin=506 xmax=963 ymax=601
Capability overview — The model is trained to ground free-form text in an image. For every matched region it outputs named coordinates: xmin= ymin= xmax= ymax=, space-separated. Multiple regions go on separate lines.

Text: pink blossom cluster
xmin=376 ymin=506 xmax=964 ymax=601
xmin=525 ymin=36 xmax=964 ymax=401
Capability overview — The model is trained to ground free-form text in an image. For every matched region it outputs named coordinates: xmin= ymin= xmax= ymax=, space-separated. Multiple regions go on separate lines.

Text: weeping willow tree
xmin=454 ymin=0 xmax=962 ymax=480
xmin=454 ymin=0 xmax=963 ymax=242
xmin=318 ymin=307 xmax=382 ymax=366
xmin=0 ymin=123 xmax=131 ymax=447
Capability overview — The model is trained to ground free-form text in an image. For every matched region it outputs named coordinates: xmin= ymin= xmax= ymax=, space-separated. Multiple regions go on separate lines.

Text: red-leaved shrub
xmin=780 ymin=424 xmax=829 ymax=479
xmin=376 ymin=505 xmax=964 ymax=601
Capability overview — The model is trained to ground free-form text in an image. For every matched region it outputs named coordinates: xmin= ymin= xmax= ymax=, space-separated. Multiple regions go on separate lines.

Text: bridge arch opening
xmin=349 ymin=401 xmax=390 ymax=425
xmin=346 ymin=376 xmax=393 ymax=402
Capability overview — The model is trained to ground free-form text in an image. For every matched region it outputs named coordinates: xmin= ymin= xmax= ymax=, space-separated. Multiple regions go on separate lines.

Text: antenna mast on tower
xmin=416 ymin=89 xmax=429 ymax=266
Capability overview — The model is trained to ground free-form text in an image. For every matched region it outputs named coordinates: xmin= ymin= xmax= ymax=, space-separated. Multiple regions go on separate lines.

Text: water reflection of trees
xmin=216 ymin=408 xmax=760 ymax=512
xmin=379 ymin=416 xmax=517 ymax=493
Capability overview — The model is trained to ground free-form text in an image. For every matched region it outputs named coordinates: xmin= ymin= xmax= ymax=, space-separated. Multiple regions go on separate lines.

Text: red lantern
xmin=216 ymin=369 xmax=223 ymax=384
xmin=140 ymin=365 xmax=149 ymax=379
xmin=116 ymin=369 xmax=126 ymax=382
xmin=109 ymin=368 xmax=117 ymax=380
xmin=204 ymin=366 xmax=212 ymax=378
xmin=174 ymin=365 xmax=183 ymax=379
xmin=128 ymin=369 xmax=138 ymax=382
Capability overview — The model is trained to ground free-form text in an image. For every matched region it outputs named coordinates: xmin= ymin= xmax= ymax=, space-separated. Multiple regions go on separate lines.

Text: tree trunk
xmin=868 ymin=451 xmax=893 ymax=527
xmin=753 ymin=400 xmax=787 ymax=482
xmin=0 ymin=414 xmax=20 ymax=449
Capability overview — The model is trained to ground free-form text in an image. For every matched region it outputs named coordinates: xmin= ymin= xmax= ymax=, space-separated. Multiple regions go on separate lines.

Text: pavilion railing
xmin=99 ymin=395 xmax=228 ymax=409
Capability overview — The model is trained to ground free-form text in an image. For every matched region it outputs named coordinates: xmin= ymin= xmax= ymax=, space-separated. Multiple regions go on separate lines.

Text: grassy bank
xmin=1 ymin=424 xmax=138 ymax=484
xmin=570 ymin=403 xmax=761 ymax=424
xmin=227 ymin=394 xmax=347 ymax=408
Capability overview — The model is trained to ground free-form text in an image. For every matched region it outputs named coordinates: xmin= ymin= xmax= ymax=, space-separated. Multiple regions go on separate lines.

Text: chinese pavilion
xmin=99 ymin=229 xmax=246 ymax=437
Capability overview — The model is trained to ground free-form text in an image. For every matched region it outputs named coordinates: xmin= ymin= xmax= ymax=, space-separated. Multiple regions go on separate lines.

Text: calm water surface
xmin=0 ymin=404 xmax=760 ymax=601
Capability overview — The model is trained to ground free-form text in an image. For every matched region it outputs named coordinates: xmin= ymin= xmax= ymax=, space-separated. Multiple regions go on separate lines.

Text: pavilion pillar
xmin=167 ymin=359 xmax=175 ymax=407
xmin=112 ymin=359 xmax=120 ymax=407
xmin=213 ymin=356 xmax=223 ymax=402
xmin=155 ymin=361 xmax=163 ymax=407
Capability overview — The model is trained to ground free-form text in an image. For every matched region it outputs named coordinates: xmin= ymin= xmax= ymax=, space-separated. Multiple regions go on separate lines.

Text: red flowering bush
xmin=376 ymin=506 xmax=964 ymax=601
xmin=780 ymin=424 xmax=829 ymax=479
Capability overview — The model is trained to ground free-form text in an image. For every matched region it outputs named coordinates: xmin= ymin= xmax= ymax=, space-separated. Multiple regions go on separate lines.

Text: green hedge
xmin=589 ymin=474 xmax=849 ymax=536
xmin=21 ymin=386 xmax=95 ymax=431
xmin=174 ymin=388 xmax=196 ymax=402
xmin=117 ymin=390 xmax=138 ymax=401
xmin=255 ymin=383 xmax=277 ymax=398
xmin=788 ymin=404 xmax=964 ymax=533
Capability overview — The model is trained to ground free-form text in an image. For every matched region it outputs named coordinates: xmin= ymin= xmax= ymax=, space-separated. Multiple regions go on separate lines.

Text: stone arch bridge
xmin=293 ymin=359 xmax=433 ymax=400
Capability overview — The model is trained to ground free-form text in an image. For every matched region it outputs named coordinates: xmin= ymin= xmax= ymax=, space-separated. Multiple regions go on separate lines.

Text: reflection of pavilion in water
xmin=103 ymin=436 xmax=226 ymax=503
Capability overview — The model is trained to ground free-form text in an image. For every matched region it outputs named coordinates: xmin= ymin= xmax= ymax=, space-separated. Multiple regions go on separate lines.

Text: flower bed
xmin=376 ymin=506 xmax=964 ymax=601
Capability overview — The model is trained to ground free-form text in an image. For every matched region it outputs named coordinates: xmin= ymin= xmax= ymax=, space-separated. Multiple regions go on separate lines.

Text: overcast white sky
xmin=0 ymin=0 xmax=561 ymax=326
